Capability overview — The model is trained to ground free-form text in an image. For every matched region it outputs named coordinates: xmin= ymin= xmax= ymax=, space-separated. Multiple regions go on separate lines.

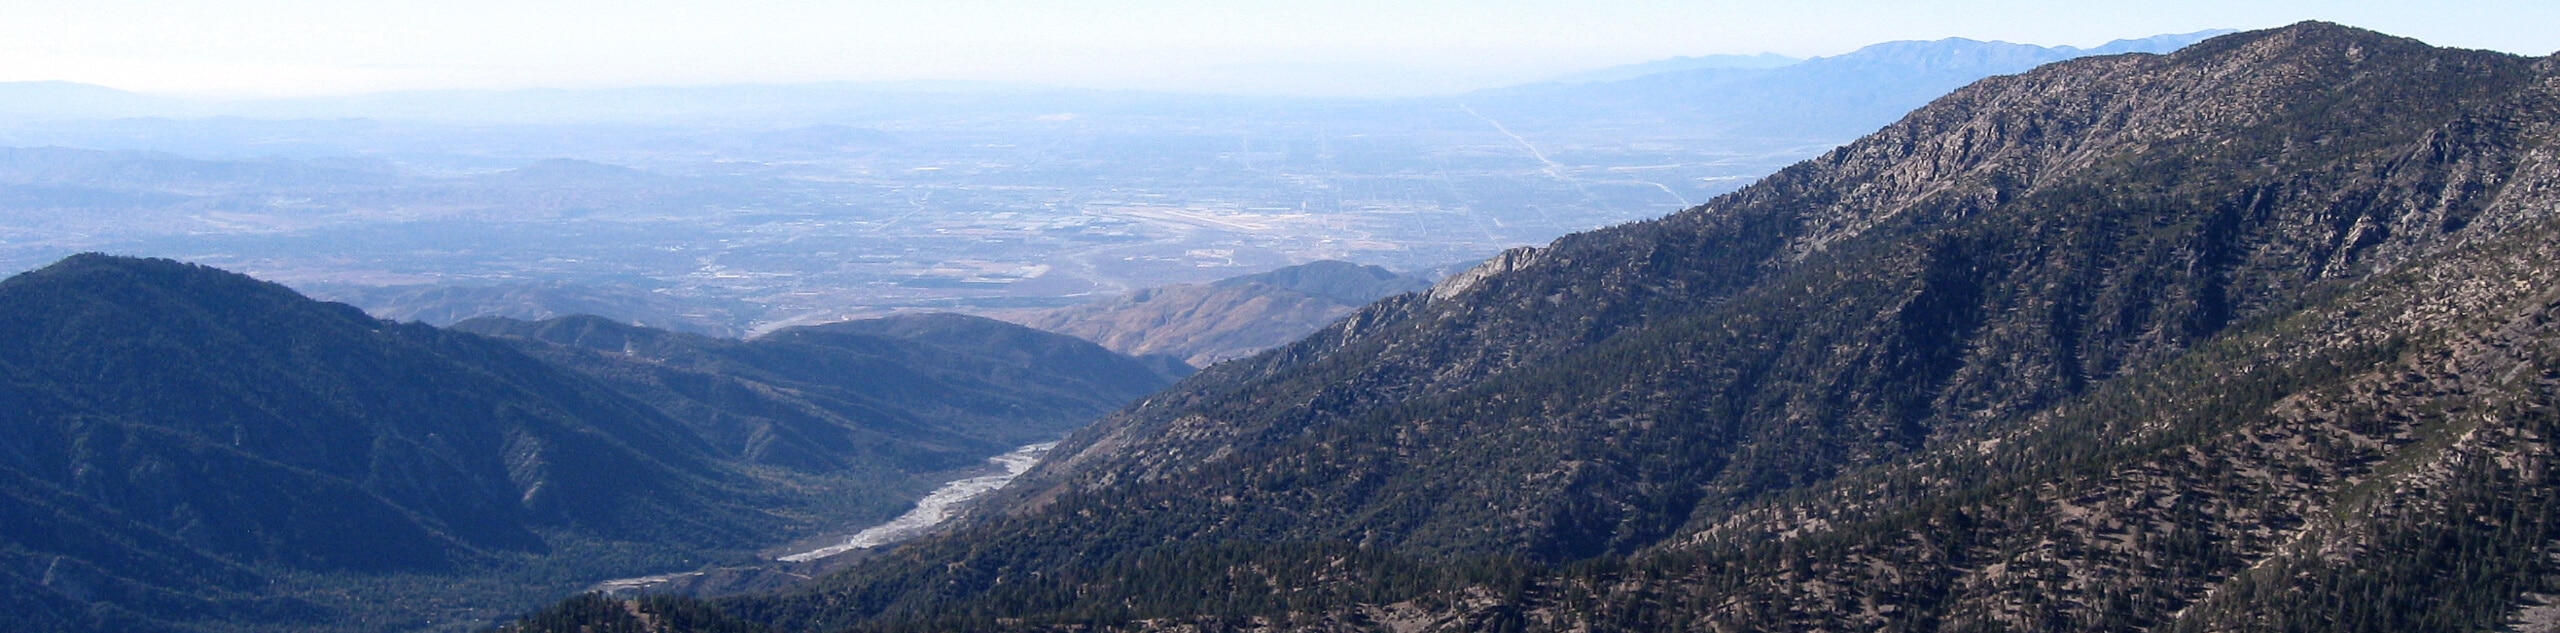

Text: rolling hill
xmin=1000 ymin=260 xmax=1430 ymax=367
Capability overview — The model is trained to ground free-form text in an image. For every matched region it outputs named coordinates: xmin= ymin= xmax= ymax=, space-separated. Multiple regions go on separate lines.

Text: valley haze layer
xmin=0 ymin=32 xmax=2223 ymax=338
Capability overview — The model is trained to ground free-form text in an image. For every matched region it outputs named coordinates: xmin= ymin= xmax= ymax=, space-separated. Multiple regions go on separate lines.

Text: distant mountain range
xmin=0 ymin=81 xmax=175 ymax=120
xmin=1540 ymin=53 xmax=1804 ymax=85
xmin=1468 ymin=30 xmax=2235 ymax=139
xmin=0 ymin=31 xmax=2229 ymax=127
xmin=0 ymin=255 xmax=1176 ymax=632
xmin=999 ymin=260 xmax=1432 ymax=367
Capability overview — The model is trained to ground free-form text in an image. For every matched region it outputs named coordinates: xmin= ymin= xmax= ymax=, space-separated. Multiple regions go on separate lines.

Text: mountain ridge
xmin=688 ymin=22 xmax=2560 ymax=631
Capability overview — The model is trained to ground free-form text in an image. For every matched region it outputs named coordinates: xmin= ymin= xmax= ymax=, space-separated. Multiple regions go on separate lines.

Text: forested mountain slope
xmin=0 ymin=256 xmax=1179 ymax=632
xmin=0 ymin=255 xmax=778 ymax=631
xmin=695 ymin=23 xmax=2560 ymax=631
xmin=454 ymin=312 xmax=1185 ymax=475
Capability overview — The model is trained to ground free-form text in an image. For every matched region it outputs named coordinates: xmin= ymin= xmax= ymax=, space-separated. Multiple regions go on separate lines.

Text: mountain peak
xmin=3 ymin=253 xmax=377 ymax=327
xmin=2168 ymin=21 xmax=2447 ymax=67
xmin=29 ymin=251 xmax=242 ymax=279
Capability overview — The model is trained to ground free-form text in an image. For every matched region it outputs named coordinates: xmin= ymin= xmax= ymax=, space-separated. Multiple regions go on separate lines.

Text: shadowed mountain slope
xmin=0 ymin=257 xmax=1181 ymax=632
xmin=0 ymin=255 xmax=777 ymax=631
xmin=691 ymin=23 xmax=2560 ymax=631
xmin=452 ymin=312 xmax=1185 ymax=475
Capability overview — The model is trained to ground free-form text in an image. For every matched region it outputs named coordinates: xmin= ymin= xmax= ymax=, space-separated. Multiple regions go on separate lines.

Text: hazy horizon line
xmin=8 ymin=29 xmax=2259 ymax=102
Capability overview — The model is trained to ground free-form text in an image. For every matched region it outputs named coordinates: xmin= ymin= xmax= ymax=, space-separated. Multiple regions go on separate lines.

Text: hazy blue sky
xmin=4 ymin=1 xmax=2555 ymax=97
